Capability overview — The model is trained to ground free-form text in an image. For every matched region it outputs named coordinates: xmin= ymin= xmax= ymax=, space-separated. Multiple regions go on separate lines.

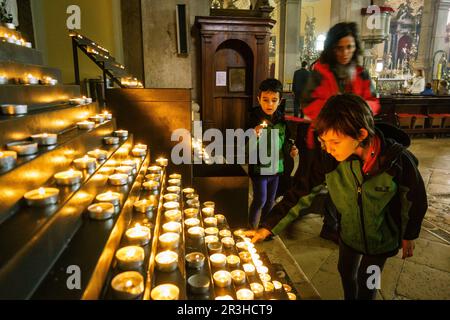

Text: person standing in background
xmin=292 ymin=61 xmax=310 ymax=118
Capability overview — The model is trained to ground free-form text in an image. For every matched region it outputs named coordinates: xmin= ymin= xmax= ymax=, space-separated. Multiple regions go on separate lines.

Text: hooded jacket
xmin=261 ymin=123 xmax=428 ymax=256
xmin=246 ymin=106 xmax=293 ymax=176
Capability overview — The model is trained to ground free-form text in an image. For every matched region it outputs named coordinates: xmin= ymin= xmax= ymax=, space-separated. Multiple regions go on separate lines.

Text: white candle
xmin=203 ymin=201 xmax=215 ymax=208
xmin=121 ymin=160 xmax=137 ymax=170
xmin=203 ymin=217 xmax=218 ymax=228
xmin=54 ymin=169 xmax=83 ymax=186
xmin=201 ymin=207 xmax=215 ymax=218
xmin=164 ymin=209 xmax=181 ymax=222
xmin=169 ymin=173 xmax=182 ymax=180
xmin=73 ymin=156 xmax=97 ymax=170
xmin=103 ymin=136 xmax=120 ymax=145
xmin=163 ymin=201 xmax=180 ymax=211
xmin=167 ymin=186 xmax=181 ymax=194
xmin=272 ymin=281 xmax=283 ymax=290
xmin=134 ymin=143 xmax=147 ymax=150
xmin=236 ymin=288 xmax=254 ymax=300
xmin=215 ymin=295 xmax=234 ymax=300
xmin=204 ymin=227 xmax=219 ymax=237
xmin=101 ymin=110 xmax=113 ymax=120
xmin=184 ymin=218 xmax=200 ymax=228
xmin=184 ymin=208 xmax=199 ymax=219
xmin=87 ymin=149 xmax=108 ymax=161
xmin=233 ymin=229 xmax=246 ymax=238
xmin=204 ymin=235 xmax=219 ymax=245
xmin=131 ymin=148 xmax=146 ymax=157
xmin=239 ymin=251 xmax=252 ymax=263
xmin=186 ymin=199 xmax=200 ymax=208
xmin=209 ymin=253 xmax=227 ymax=269
xmin=168 ymin=179 xmax=181 ymax=187
xmin=155 ymin=250 xmax=178 ymax=272
xmin=114 ymin=130 xmax=128 ymax=138
xmin=231 ymin=270 xmax=246 ymax=286
xmin=111 ymin=271 xmax=144 ymax=300
xmin=213 ymin=270 xmax=232 ymax=288
xmin=150 ymin=284 xmax=179 ymax=300
xmin=185 ymin=193 xmax=199 ymax=201
xmin=145 ymin=173 xmax=161 ymax=182
xmin=77 ymin=121 xmax=95 ymax=130
xmin=89 ymin=115 xmax=105 ymax=123
xmin=115 ymin=246 xmax=145 ymax=270
xmin=187 ymin=226 xmax=204 ymax=239
xmin=243 ymin=263 xmax=256 ymax=276
xmin=250 ymin=282 xmax=264 ymax=298
xmin=219 ymin=229 xmax=232 ymax=238
xmin=185 ymin=252 xmax=205 ymax=269
xmin=215 ymin=214 xmax=226 ymax=224
xmin=98 ymin=166 xmax=115 ymax=176
xmin=226 ymin=255 xmax=241 ymax=269
xmin=125 ymin=224 xmax=151 ymax=246
xmin=87 ymin=202 xmax=115 ymax=220
xmin=163 ymin=193 xmax=179 ymax=202
xmin=147 ymin=166 xmax=162 ymax=174
xmin=158 ymin=232 xmax=180 ymax=250
xmin=1 ymin=104 xmax=27 ymax=115
xmin=24 ymin=187 xmax=59 ymax=207
xmin=7 ymin=141 xmax=38 ymax=156
xmin=133 ymin=199 xmax=155 ymax=214
xmin=207 ymin=241 xmax=223 ymax=255
xmin=156 ymin=158 xmax=169 ymax=167
xmin=260 ymin=273 xmax=271 ymax=283
xmin=263 ymin=281 xmax=275 ymax=294
xmin=0 ymin=75 xmax=7 ymax=84
xmin=115 ymin=166 xmax=133 ymax=176
xmin=0 ymin=150 xmax=17 ymax=169
xmin=31 ymin=133 xmax=58 ymax=146
xmin=108 ymin=173 xmax=129 ymax=186
xmin=96 ymin=191 xmax=120 ymax=206
xmin=221 ymin=237 xmax=235 ymax=249
xmin=143 ymin=180 xmax=159 ymax=192
xmin=182 ymin=187 xmax=195 ymax=195
xmin=162 ymin=221 xmax=182 ymax=234
xmin=257 ymin=266 xmax=269 ymax=275
xmin=187 ymin=274 xmax=210 ymax=295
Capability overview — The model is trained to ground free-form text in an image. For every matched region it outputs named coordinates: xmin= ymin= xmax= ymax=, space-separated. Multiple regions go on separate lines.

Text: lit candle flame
xmin=38 ymin=188 xmax=46 ymax=196
xmin=125 ymin=280 xmax=133 ymax=288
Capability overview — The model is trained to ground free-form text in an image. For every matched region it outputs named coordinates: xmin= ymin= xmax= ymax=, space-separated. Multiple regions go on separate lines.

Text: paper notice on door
xmin=216 ymin=71 xmax=227 ymax=86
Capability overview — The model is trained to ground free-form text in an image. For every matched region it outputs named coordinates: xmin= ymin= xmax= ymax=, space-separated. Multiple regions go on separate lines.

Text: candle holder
xmin=215 ymin=295 xmax=234 ymax=300
xmin=250 ymin=282 xmax=264 ymax=298
xmin=227 ymin=254 xmax=241 ymax=269
xmin=230 ymin=270 xmax=245 ymax=286
xmin=257 ymin=266 xmax=269 ymax=275
xmin=142 ymin=180 xmax=159 ymax=192
xmin=24 ymin=187 xmax=59 ymax=207
xmin=169 ymin=173 xmax=182 ymax=180
xmin=156 ymin=158 xmax=169 ymax=167
xmin=114 ymin=130 xmax=129 ymax=138
xmin=188 ymin=274 xmax=210 ymax=295
xmin=108 ymin=173 xmax=129 ymax=186
xmin=201 ymin=207 xmax=215 ymax=218
xmin=96 ymin=192 xmax=121 ymax=206
xmin=150 ymin=284 xmax=179 ymax=300
xmin=236 ymin=288 xmax=254 ymax=300
xmin=221 ymin=237 xmax=235 ymax=249
xmin=98 ymin=166 xmax=115 ymax=176
xmin=184 ymin=208 xmax=199 ymax=219
xmin=209 ymin=253 xmax=226 ymax=269
xmin=131 ymin=148 xmax=146 ymax=157
xmin=163 ymin=193 xmax=179 ymax=203
xmin=77 ymin=121 xmax=95 ymax=130
xmin=87 ymin=149 xmax=108 ymax=161
xmin=187 ymin=226 xmax=204 ymax=239
xmin=263 ymin=281 xmax=274 ymax=294
xmin=101 ymin=111 xmax=113 ymax=120
xmin=7 ymin=141 xmax=38 ymax=156
xmin=121 ymin=160 xmax=137 ymax=170
xmin=167 ymin=186 xmax=181 ymax=195
xmin=233 ymin=229 xmax=246 ymax=238
xmin=205 ymin=236 xmax=219 ymax=247
xmin=204 ymin=227 xmax=219 ymax=237
xmin=145 ymin=173 xmax=161 ymax=182
xmin=158 ymin=232 xmax=180 ymax=250
xmin=103 ymin=136 xmax=120 ymax=145
xmin=213 ymin=270 xmax=232 ymax=288
xmin=89 ymin=115 xmax=105 ymax=124
xmin=1 ymin=104 xmax=28 ymax=115
xmin=185 ymin=252 xmax=205 ymax=269
xmin=133 ymin=199 xmax=155 ymax=214
xmin=134 ymin=143 xmax=147 ymax=151
xmin=203 ymin=217 xmax=218 ymax=228
xmin=163 ymin=201 xmax=180 ymax=212
xmin=54 ymin=170 xmax=83 ymax=186
xmin=260 ymin=273 xmax=272 ymax=283
xmin=115 ymin=246 xmax=145 ymax=270
xmin=162 ymin=221 xmax=182 ymax=234
xmin=287 ymin=292 xmax=297 ymax=300
xmin=185 ymin=193 xmax=199 ymax=201
xmin=164 ymin=209 xmax=181 ymax=222
xmin=115 ymin=166 xmax=133 ymax=176
xmin=219 ymin=229 xmax=232 ymax=238
xmin=182 ymin=187 xmax=195 ymax=195
xmin=243 ymin=263 xmax=256 ymax=276
xmin=207 ymin=241 xmax=223 ymax=255
xmin=0 ymin=75 xmax=8 ymax=85
xmin=88 ymin=202 xmax=115 ymax=220
xmin=239 ymin=252 xmax=252 ymax=264
xmin=147 ymin=166 xmax=162 ymax=174
xmin=155 ymin=250 xmax=178 ymax=272
xmin=215 ymin=214 xmax=226 ymax=225
xmin=203 ymin=201 xmax=215 ymax=209
xmin=0 ymin=150 xmax=17 ymax=169
xmin=184 ymin=218 xmax=200 ymax=228
xmin=126 ymin=224 xmax=151 ymax=246
xmin=111 ymin=271 xmax=144 ymax=300
xmin=73 ymin=156 xmax=97 ymax=170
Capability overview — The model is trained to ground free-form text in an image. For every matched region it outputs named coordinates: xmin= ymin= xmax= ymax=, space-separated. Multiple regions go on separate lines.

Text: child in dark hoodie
xmin=246 ymin=78 xmax=298 ymax=229
xmin=247 ymin=94 xmax=427 ymax=300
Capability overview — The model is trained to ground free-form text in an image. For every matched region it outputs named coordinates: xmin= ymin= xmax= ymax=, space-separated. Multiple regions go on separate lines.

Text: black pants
xmin=338 ymin=240 xmax=389 ymax=300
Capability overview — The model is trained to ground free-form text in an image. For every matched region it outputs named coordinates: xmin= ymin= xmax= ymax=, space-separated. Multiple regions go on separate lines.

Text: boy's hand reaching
xmin=254 ymin=125 xmax=265 ymax=137
xmin=244 ymin=228 xmax=272 ymax=243
xmin=401 ymin=239 xmax=415 ymax=259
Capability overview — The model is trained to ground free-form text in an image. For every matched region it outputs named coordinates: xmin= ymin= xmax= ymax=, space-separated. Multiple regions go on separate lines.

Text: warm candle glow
xmin=150 ymin=284 xmax=179 ymax=300
xmin=236 ymin=288 xmax=254 ymax=300
xmin=209 ymin=253 xmax=227 ymax=269
xmin=213 ymin=270 xmax=232 ymax=288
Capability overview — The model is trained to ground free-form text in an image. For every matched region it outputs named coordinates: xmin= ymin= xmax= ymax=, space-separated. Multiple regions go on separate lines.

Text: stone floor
xmin=266 ymin=138 xmax=450 ymax=300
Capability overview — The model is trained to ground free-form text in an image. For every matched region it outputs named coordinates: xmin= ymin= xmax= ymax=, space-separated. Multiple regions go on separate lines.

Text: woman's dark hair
xmin=315 ymin=94 xmax=375 ymax=147
xmin=258 ymin=78 xmax=283 ymax=98
xmin=319 ymin=22 xmax=362 ymax=66
xmin=425 ymin=83 xmax=432 ymax=89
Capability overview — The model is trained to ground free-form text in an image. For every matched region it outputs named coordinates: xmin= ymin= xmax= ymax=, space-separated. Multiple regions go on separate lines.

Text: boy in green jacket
xmin=247 ymin=94 xmax=428 ymax=300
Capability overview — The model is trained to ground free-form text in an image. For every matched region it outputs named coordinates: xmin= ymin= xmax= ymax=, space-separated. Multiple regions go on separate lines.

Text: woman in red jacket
xmin=298 ymin=22 xmax=381 ymax=242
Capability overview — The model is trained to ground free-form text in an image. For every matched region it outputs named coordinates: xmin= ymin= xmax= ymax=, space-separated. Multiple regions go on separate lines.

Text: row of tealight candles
xmin=0 ymin=74 xmax=57 ymax=86
xmin=109 ymin=160 xmax=168 ymax=300
xmin=0 ymin=33 xmax=32 ymax=48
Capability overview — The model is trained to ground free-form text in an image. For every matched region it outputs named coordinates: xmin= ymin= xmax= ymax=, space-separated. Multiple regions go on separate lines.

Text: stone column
xmin=415 ymin=0 xmax=438 ymax=80
xmin=276 ymin=0 xmax=301 ymax=88
xmin=430 ymin=0 xmax=450 ymax=79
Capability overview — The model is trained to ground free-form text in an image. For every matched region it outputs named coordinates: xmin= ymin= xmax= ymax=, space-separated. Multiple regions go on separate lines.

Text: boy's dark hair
xmin=320 ymin=22 xmax=362 ymax=66
xmin=425 ymin=83 xmax=432 ymax=89
xmin=440 ymin=80 xmax=448 ymax=87
xmin=315 ymin=94 xmax=375 ymax=147
xmin=258 ymin=78 xmax=283 ymax=98
xmin=301 ymin=61 xmax=308 ymax=68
